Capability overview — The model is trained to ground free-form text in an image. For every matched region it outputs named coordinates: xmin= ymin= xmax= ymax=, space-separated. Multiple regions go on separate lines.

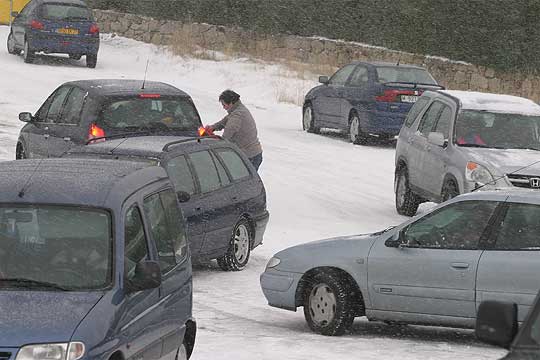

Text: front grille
xmin=507 ymin=174 xmax=540 ymax=189
xmin=0 ymin=352 xmax=12 ymax=360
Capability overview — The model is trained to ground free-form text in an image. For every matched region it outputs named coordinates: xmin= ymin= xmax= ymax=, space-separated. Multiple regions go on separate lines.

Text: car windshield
xmin=454 ymin=110 xmax=540 ymax=150
xmin=39 ymin=4 xmax=92 ymax=21
xmin=0 ymin=205 xmax=112 ymax=291
xmin=376 ymin=66 xmax=437 ymax=84
xmin=98 ymin=96 xmax=202 ymax=131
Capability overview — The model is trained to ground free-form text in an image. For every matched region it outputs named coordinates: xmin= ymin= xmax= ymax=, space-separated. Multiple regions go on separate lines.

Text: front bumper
xmin=260 ymin=268 xmax=302 ymax=311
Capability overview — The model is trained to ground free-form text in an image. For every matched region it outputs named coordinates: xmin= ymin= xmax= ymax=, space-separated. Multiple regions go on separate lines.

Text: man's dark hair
xmin=219 ymin=90 xmax=240 ymax=104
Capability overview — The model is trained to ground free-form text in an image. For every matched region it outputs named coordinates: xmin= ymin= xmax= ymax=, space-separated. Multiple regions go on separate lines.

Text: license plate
xmin=57 ymin=28 xmax=79 ymax=35
xmin=401 ymin=95 xmax=418 ymax=103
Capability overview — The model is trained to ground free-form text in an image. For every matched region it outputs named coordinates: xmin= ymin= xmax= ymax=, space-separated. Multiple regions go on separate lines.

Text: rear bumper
xmin=28 ymin=32 xmax=99 ymax=54
xmin=365 ymin=110 xmax=406 ymax=136
xmin=252 ymin=210 xmax=269 ymax=249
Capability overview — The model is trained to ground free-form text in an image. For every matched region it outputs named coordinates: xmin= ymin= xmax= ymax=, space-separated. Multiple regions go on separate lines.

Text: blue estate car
xmin=0 ymin=159 xmax=196 ymax=359
xmin=7 ymin=0 xmax=100 ymax=67
xmin=302 ymin=61 xmax=442 ymax=144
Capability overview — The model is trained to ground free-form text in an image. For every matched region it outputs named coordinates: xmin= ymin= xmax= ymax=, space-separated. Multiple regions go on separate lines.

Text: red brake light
xmin=139 ymin=94 xmax=161 ymax=98
xmin=30 ymin=20 xmax=44 ymax=30
xmin=375 ymin=89 xmax=416 ymax=102
xmin=88 ymin=123 xmax=106 ymax=142
xmin=89 ymin=24 xmax=99 ymax=35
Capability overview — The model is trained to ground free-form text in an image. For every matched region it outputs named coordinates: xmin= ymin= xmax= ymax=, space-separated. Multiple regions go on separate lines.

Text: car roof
xmin=64 ymin=79 xmax=191 ymax=98
xmin=351 ymin=61 xmax=428 ymax=70
xmin=0 ymin=159 xmax=168 ymax=207
xmin=435 ymin=90 xmax=540 ymax=115
xmin=68 ymin=135 xmax=228 ymax=158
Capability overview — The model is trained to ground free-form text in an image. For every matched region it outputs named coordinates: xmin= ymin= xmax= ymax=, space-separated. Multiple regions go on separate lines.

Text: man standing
xmin=209 ymin=90 xmax=263 ymax=171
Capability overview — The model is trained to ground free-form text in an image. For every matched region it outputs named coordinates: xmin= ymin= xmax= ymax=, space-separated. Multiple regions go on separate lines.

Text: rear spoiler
xmin=383 ymin=82 xmax=445 ymax=90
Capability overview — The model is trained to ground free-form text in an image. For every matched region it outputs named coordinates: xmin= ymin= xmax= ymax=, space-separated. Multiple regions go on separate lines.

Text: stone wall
xmin=94 ymin=9 xmax=540 ymax=103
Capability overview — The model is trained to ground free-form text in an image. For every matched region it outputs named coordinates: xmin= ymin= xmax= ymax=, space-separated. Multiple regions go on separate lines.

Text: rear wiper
xmin=0 ymin=278 xmax=68 ymax=291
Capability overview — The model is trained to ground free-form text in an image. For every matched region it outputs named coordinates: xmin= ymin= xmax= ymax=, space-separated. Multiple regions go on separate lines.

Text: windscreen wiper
xmin=0 ymin=277 xmax=68 ymax=291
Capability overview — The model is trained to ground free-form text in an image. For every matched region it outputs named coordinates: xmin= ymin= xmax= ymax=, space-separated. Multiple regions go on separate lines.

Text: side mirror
xmin=476 ymin=300 xmax=518 ymax=349
xmin=19 ymin=112 xmax=33 ymax=123
xmin=319 ymin=76 xmax=329 ymax=84
xmin=384 ymin=231 xmax=402 ymax=248
xmin=11 ymin=11 xmax=19 ymax=18
xmin=427 ymin=132 xmax=446 ymax=147
xmin=125 ymin=260 xmax=161 ymax=293
xmin=176 ymin=191 xmax=191 ymax=203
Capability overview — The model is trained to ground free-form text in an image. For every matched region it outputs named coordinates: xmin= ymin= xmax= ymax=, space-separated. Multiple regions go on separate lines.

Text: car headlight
xmin=466 ymin=162 xmax=494 ymax=185
xmin=266 ymin=257 xmax=281 ymax=270
xmin=16 ymin=342 xmax=85 ymax=360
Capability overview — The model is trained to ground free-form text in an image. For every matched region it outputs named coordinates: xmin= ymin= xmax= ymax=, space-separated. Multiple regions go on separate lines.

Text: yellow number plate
xmin=57 ymin=28 xmax=79 ymax=35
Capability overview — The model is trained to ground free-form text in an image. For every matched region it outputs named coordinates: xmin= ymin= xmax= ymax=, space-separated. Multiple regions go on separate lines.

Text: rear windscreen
xmin=39 ymin=4 xmax=92 ymax=21
xmin=98 ymin=96 xmax=202 ymax=131
xmin=376 ymin=67 xmax=437 ymax=85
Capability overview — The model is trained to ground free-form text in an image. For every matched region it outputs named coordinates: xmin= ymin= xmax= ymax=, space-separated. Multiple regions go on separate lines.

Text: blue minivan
xmin=0 ymin=159 xmax=196 ymax=360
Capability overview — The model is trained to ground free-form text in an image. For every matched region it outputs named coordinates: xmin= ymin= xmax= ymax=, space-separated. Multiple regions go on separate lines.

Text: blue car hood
xmin=0 ymin=291 xmax=103 ymax=347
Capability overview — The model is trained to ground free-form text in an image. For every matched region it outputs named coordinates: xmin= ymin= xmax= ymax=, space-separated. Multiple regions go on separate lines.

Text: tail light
xmin=375 ymin=89 xmax=421 ymax=102
xmin=30 ymin=20 xmax=44 ymax=30
xmin=89 ymin=24 xmax=99 ymax=35
xmin=87 ymin=123 xmax=106 ymax=143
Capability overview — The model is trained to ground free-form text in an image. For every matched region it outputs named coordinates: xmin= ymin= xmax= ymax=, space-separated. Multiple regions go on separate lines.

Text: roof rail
xmin=162 ymin=135 xmax=223 ymax=152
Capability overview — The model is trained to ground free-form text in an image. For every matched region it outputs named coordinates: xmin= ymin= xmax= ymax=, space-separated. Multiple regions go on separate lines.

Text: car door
xmin=46 ymin=86 xmax=88 ymax=157
xmin=142 ymin=189 xmax=191 ymax=359
xmin=313 ymin=64 xmax=356 ymax=127
xmin=341 ymin=65 xmax=371 ymax=130
xmin=11 ymin=0 xmax=35 ymax=46
xmin=476 ymin=197 xmax=540 ymax=322
xmin=368 ymin=199 xmax=499 ymax=318
xmin=117 ymin=203 xmax=162 ymax=360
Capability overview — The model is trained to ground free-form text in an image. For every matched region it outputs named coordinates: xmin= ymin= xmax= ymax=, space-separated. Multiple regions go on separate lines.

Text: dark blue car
xmin=7 ymin=0 xmax=99 ymax=67
xmin=302 ymin=61 xmax=442 ymax=144
xmin=0 ymin=158 xmax=196 ymax=360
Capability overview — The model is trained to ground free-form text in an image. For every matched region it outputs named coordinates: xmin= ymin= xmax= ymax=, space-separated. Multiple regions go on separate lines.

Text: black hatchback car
xmin=7 ymin=0 xmax=100 ymax=67
xmin=302 ymin=61 xmax=442 ymax=144
xmin=16 ymin=79 xmax=203 ymax=159
xmin=66 ymin=135 xmax=270 ymax=271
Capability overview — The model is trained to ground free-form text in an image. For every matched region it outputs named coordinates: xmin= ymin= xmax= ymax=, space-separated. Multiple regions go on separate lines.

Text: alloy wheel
xmin=303 ymin=106 xmax=312 ymax=130
xmin=234 ymin=224 xmax=250 ymax=263
xmin=349 ymin=116 xmax=359 ymax=142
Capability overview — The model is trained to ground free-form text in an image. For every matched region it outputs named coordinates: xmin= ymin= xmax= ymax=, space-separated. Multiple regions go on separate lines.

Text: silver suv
xmin=395 ymin=90 xmax=540 ymax=216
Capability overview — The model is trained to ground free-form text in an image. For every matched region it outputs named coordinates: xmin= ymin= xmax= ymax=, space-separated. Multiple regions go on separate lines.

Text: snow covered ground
xmin=0 ymin=26 xmax=506 ymax=360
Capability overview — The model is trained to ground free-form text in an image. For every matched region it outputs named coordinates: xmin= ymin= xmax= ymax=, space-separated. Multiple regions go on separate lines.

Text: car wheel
xmin=441 ymin=180 xmax=459 ymax=202
xmin=23 ymin=39 xmax=34 ymax=63
xmin=302 ymin=104 xmax=320 ymax=134
xmin=16 ymin=143 xmax=27 ymax=160
xmin=217 ymin=218 xmax=251 ymax=271
xmin=349 ymin=113 xmax=368 ymax=145
xmin=176 ymin=344 xmax=187 ymax=360
xmin=69 ymin=54 xmax=82 ymax=60
xmin=303 ymin=270 xmax=355 ymax=336
xmin=86 ymin=53 xmax=97 ymax=68
xmin=395 ymin=167 xmax=420 ymax=216
xmin=7 ymin=32 xmax=21 ymax=55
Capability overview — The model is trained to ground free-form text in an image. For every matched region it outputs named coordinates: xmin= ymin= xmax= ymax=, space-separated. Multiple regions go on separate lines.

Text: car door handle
xmin=451 ymin=262 xmax=470 ymax=269
xmin=63 ymin=137 xmax=71 ymax=141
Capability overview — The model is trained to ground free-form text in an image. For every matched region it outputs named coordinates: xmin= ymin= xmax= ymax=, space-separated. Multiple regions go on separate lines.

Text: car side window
xmin=433 ymin=104 xmax=452 ymax=138
xmin=404 ymin=97 xmax=430 ymax=128
xmin=348 ymin=66 xmax=369 ymax=87
xmin=45 ymin=86 xmax=72 ymax=124
xmin=166 ymin=155 xmax=196 ymax=195
xmin=402 ymin=200 xmax=499 ymax=249
xmin=189 ymin=150 xmax=221 ymax=193
xmin=159 ymin=190 xmax=188 ymax=262
xmin=417 ymin=101 xmax=444 ymax=136
xmin=211 ymin=151 xmax=231 ymax=186
xmin=329 ymin=64 xmax=356 ymax=86
xmin=492 ymin=203 xmax=540 ymax=250
xmin=60 ymin=88 xmax=86 ymax=125
xmin=124 ymin=205 xmax=148 ymax=281
xmin=215 ymin=148 xmax=250 ymax=181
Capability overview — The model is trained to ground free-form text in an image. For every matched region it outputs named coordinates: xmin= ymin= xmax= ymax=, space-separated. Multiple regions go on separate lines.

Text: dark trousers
xmin=249 ymin=153 xmax=263 ymax=171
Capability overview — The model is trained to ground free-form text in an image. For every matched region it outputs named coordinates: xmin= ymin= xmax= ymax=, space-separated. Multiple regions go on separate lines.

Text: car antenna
xmin=18 ymin=157 xmax=45 ymax=198
xmin=472 ymin=159 xmax=540 ymax=192
xmin=396 ymin=54 xmax=401 ymax=66
xmin=141 ymin=58 xmax=150 ymax=90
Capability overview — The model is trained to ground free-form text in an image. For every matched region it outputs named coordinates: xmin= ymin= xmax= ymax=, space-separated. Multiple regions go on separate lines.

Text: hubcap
xmin=7 ymin=35 xmax=14 ymax=53
xmin=233 ymin=224 xmax=250 ymax=263
xmin=396 ymin=173 xmax=406 ymax=207
xmin=24 ymin=41 xmax=29 ymax=59
xmin=303 ymin=107 xmax=312 ymax=130
xmin=350 ymin=116 xmax=359 ymax=142
xmin=308 ymin=283 xmax=337 ymax=326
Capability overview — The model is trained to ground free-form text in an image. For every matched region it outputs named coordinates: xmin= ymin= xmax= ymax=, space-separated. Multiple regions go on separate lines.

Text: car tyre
xmin=441 ymin=180 xmax=459 ymax=202
xmin=217 ymin=218 xmax=251 ymax=271
xmin=349 ymin=113 xmax=369 ymax=145
xmin=23 ymin=39 xmax=34 ymax=63
xmin=86 ymin=53 xmax=97 ymax=68
xmin=395 ymin=167 xmax=421 ymax=216
xmin=303 ymin=270 xmax=355 ymax=336
xmin=16 ymin=143 xmax=27 ymax=160
xmin=176 ymin=344 xmax=187 ymax=360
xmin=303 ymin=104 xmax=320 ymax=134
xmin=7 ymin=32 xmax=21 ymax=55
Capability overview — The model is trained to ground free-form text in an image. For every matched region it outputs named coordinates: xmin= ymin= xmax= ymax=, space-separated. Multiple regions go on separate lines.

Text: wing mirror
xmin=428 ymin=132 xmax=446 ymax=147
xmin=385 ymin=231 xmax=405 ymax=248
xmin=19 ymin=112 xmax=33 ymax=123
xmin=125 ymin=260 xmax=162 ymax=293
xmin=476 ymin=300 xmax=518 ymax=349
xmin=319 ymin=76 xmax=329 ymax=84
xmin=176 ymin=191 xmax=191 ymax=203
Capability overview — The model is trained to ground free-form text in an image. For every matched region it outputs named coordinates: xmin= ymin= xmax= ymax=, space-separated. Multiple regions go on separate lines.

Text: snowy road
xmin=0 ymin=26 xmax=506 ymax=360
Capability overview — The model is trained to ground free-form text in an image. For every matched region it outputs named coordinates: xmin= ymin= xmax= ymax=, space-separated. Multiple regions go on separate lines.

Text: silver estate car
xmin=394 ymin=90 xmax=540 ymax=216
xmin=260 ymin=190 xmax=540 ymax=336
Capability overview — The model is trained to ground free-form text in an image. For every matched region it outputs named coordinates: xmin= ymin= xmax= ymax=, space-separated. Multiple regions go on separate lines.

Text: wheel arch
xmin=184 ymin=320 xmax=197 ymax=359
xmin=108 ymin=350 xmax=125 ymax=360
xmin=442 ymin=173 xmax=460 ymax=193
